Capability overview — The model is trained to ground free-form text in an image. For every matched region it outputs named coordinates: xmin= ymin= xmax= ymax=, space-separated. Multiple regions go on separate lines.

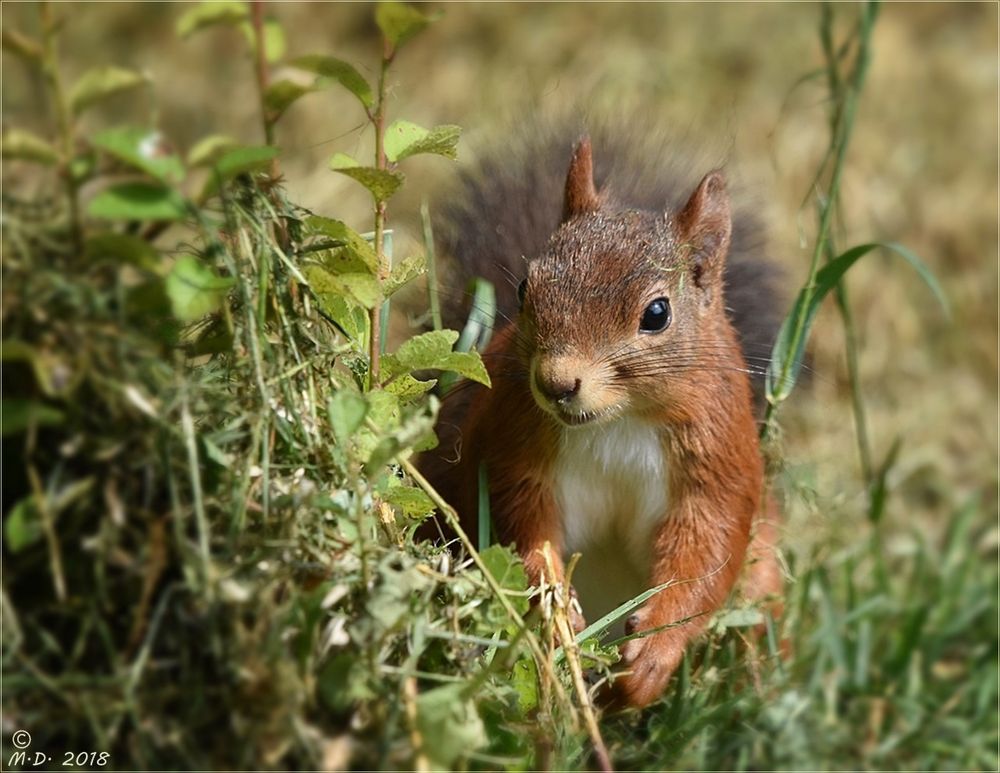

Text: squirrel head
xmin=518 ymin=136 xmax=735 ymax=427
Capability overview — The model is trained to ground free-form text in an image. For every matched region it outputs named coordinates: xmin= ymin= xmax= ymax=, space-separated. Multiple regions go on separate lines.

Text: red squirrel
xmin=420 ymin=133 xmax=783 ymax=708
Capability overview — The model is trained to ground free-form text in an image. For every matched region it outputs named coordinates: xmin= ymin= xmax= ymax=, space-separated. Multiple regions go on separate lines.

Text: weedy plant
xmin=2 ymin=1 xmax=995 ymax=771
xmin=1 ymin=1 xmax=618 ymax=769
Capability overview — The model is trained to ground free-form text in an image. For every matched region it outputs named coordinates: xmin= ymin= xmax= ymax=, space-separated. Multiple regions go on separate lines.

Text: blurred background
xmin=6 ymin=1 xmax=996 ymax=550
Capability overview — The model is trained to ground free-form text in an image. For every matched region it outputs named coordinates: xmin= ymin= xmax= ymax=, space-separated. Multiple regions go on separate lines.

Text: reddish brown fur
xmin=420 ymin=137 xmax=781 ymax=708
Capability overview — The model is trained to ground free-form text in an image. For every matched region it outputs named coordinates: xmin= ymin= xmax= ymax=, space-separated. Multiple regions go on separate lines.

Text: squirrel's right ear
xmin=562 ymin=136 xmax=602 ymax=222
xmin=675 ymin=171 xmax=732 ymax=289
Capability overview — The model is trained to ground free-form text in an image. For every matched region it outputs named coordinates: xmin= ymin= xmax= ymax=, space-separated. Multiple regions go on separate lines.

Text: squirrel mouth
xmin=552 ymin=406 xmax=619 ymax=427
xmin=555 ymin=410 xmax=595 ymax=427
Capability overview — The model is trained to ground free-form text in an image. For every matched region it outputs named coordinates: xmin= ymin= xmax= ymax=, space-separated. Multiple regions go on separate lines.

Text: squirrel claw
xmin=611 ymin=606 xmax=684 ymax=708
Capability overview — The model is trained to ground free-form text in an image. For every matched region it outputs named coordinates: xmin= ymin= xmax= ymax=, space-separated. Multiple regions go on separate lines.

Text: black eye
xmin=639 ymin=297 xmax=671 ymax=333
xmin=517 ymin=278 xmax=528 ymax=307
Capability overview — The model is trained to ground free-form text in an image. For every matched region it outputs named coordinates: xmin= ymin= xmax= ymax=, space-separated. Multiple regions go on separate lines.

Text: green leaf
xmin=437 ymin=350 xmax=491 ymax=387
xmin=382 ymin=329 xmax=491 ymax=386
xmin=439 ymin=279 xmax=494 ymax=392
xmin=415 ymin=684 xmax=485 ymax=770
xmin=383 ymin=254 xmax=426 ymax=297
xmin=329 ymin=155 xmax=404 ymax=202
xmin=385 ymin=120 xmax=461 ymax=162
xmin=1 ymin=129 xmax=59 ymax=165
xmin=510 ymin=657 xmax=539 ymax=713
xmin=328 ymin=391 xmax=368 ymax=445
xmin=201 ymin=145 xmax=279 ymax=197
xmin=290 ymin=55 xmax=373 ymax=109
xmin=766 ymin=242 xmax=949 ymax=404
xmin=304 ymin=265 xmax=381 ymax=309
xmin=240 ymin=17 xmax=285 ymax=63
xmin=0 ymin=399 xmax=65 ymax=437
xmin=263 ymin=80 xmax=314 ymax=123
xmin=69 ymin=66 xmax=148 ymax=116
xmin=176 ymin=0 xmax=248 ymax=38
xmin=306 ymin=216 xmax=379 ymax=274
xmin=187 ymin=134 xmax=238 ymax=167
xmin=166 ymin=256 xmax=235 ymax=322
xmin=328 ymin=152 xmax=359 ymax=169
xmin=88 ymin=182 xmax=189 ymax=221
xmin=481 ymin=545 xmax=529 ymax=614
xmin=382 ymin=485 xmax=435 ymax=520
xmin=363 ymin=394 xmax=437 ymax=472
xmin=384 ymin=120 xmax=426 ymax=163
xmin=383 ymin=329 xmax=457 ymax=375
xmin=382 ymin=373 xmax=435 ymax=402
xmin=313 ymin=293 xmax=367 ymax=347
xmin=90 ymin=126 xmax=185 ymax=184
xmin=262 ymin=18 xmax=286 ymax=62
xmin=4 ymin=497 xmax=43 ymax=553
xmin=868 ymin=435 xmax=903 ymax=526
xmin=85 ymin=233 xmax=162 ymax=271
xmin=376 ymin=1 xmax=438 ymax=50
xmin=366 ymin=389 xmax=401 ymax=431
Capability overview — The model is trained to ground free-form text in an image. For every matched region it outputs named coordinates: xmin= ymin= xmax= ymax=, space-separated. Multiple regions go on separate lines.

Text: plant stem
xmin=249 ymin=0 xmax=289 ymax=253
xmin=401 ymin=457 xmax=573 ymax=713
xmin=761 ymin=0 xmax=878 ymax=439
xmin=39 ymin=2 xmax=81 ymax=256
xmin=819 ymin=5 xmax=875 ymax=486
xmin=368 ymin=46 xmax=393 ymax=387
xmin=829 ymin=225 xmax=874 ymax=486
xmin=250 ymin=0 xmax=274 ymax=147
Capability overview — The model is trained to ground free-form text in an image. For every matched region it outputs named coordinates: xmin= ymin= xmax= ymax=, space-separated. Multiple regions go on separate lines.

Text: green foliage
xmin=200 ymin=145 xmax=280 ymax=198
xmin=165 ymin=256 xmax=237 ymax=322
xmin=382 ymin=329 xmax=491 ymax=387
xmin=262 ymin=79 xmax=315 ymax=121
xmin=175 ymin=0 xmax=249 ymax=38
xmin=1 ymin=128 xmax=60 ymax=165
xmin=767 ymin=241 xmax=948 ymax=403
xmin=69 ymin=65 xmax=148 ymax=115
xmin=290 ymin=54 xmax=374 ymax=109
xmin=375 ymin=0 xmax=438 ymax=50
xmin=90 ymin=127 xmax=186 ymax=184
xmin=87 ymin=182 xmax=189 ymax=221
xmin=329 ymin=153 xmax=405 ymax=202
xmin=385 ymin=119 xmax=462 ymax=162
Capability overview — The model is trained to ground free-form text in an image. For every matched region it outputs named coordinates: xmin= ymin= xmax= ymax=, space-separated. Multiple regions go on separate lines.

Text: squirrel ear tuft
xmin=562 ymin=136 xmax=601 ymax=222
xmin=676 ymin=171 xmax=732 ymax=288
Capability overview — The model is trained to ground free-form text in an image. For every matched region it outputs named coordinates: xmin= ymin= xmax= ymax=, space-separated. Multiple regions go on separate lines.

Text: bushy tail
xmin=434 ymin=117 xmax=786 ymax=398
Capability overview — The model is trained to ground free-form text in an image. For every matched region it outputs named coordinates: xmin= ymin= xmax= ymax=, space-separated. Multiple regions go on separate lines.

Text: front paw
xmin=611 ymin=608 xmax=684 ymax=708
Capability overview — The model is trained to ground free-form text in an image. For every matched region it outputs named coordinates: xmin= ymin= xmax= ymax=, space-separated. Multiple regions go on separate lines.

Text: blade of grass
xmin=421 ymin=199 xmax=442 ymax=331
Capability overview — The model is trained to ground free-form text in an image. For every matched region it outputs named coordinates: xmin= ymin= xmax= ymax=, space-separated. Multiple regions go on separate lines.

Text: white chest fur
xmin=552 ymin=416 xmax=670 ymax=623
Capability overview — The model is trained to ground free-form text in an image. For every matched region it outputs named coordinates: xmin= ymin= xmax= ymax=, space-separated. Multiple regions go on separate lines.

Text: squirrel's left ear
xmin=562 ymin=136 xmax=602 ymax=222
xmin=675 ymin=171 xmax=732 ymax=289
